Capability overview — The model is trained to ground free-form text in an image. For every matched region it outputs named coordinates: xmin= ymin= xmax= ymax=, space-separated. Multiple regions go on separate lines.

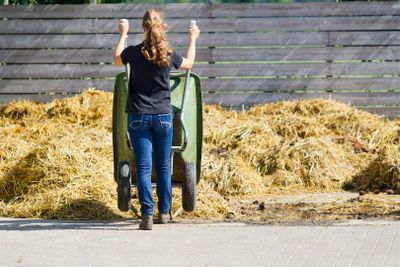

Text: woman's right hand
xmin=189 ymin=25 xmax=200 ymax=41
xmin=180 ymin=25 xmax=200 ymax=70
xmin=118 ymin=19 xmax=129 ymax=36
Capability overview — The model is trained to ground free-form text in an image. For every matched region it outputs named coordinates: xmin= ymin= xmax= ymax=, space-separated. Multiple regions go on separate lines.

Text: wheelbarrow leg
xmin=130 ymin=204 xmax=141 ymax=219
xmin=172 ymin=206 xmax=184 ymax=219
xmin=169 ymin=151 xmax=174 ymax=221
xmin=130 ymin=183 xmax=141 ymax=219
xmin=168 ymin=151 xmax=183 ymax=221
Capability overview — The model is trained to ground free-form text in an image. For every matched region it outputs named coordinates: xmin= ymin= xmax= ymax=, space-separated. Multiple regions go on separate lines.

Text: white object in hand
xmin=190 ymin=20 xmax=196 ymax=27
xmin=120 ymin=19 xmax=129 ymax=37
xmin=120 ymin=19 xmax=129 ymax=27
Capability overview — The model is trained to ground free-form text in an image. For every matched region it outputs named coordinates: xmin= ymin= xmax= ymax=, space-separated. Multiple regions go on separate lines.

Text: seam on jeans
xmin=129 ymin=120 xmax=142 ymax=129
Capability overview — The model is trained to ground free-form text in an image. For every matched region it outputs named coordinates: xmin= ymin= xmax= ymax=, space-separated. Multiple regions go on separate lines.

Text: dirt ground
xmin=175 ymin=191 xmax=400 ymax=225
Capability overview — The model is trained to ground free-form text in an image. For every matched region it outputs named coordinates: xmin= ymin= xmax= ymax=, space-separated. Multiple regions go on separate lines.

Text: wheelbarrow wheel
xmin=117 ymin=161 xmax=131 ymax=212
xmin=182 ymin=162 xmax=196 ymax=212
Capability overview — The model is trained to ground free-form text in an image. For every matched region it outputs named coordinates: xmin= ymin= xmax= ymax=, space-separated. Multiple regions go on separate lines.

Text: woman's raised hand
xmin=189 ymin=24 xmax=200 ymax=41
xmin=118 ymin=19 xmax=129 ymax=36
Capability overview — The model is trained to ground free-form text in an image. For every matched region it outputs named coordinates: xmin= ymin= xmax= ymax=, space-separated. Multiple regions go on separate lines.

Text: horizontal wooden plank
xmin=0 ymin=48 xmax=211 ymax=64
xmin=0 ymin=49 xmax=104 ymax=64
xmin=4 ymin=31 xmax=400 ymax=49
xmin=199 ymin=62 xmax=400 ymax=77
xmin=210 ymin=47 xmax=400 ymax=61
xmin=2 ymin=46 xmax=400 ymax=65
xmin=0 ymin=32 xmax=328 ymax=49
xmin=330 ymin=62 xmax=400 ymax=76
xmin=2 ymin=3 xmax=399 ymax=20
xmin=216 ymin=16 xmax=400 ymax=33
xmin=0 ymin=4 xmax=210 ymax=19
xmin=0 ymin=63 xmax=332 ymax=78
xmin=0 ymin=79 xmax=115 ymax=93
xmin=301 ymin=16 xmax=400 ymax=31
xmin=198 ymin=62 xmax=400 ymax=77
xmin=0 ymin=18 xmax=197 ymax=34
xmin=4 ymin=62 xmax=400 ymax=79
xmin=8 ymin=62 xmax=400 ymax=79
xmin=329 ymin=31 xmax=400 ymax=46
xmin=0 ymin=64 xmax=124 ymax=79
xmin=211 ymin=2 xmax=400 ymax=17
xmin=0 ymin=19 xmax=94 ymax=34
xmin=360 ymin=107 xmax=400 ymax=118
xmin=203 ymin=92 xmax=400 ymax=107
xmin=0 ymin=49 xmax=114 ymax=64
xmin=3 ymin=76 xmax=400 ymax=94
xmin=202 ymin=78 xmax=400 ymax=92
xmin=4 ymin=16 xmax=400 ymax=34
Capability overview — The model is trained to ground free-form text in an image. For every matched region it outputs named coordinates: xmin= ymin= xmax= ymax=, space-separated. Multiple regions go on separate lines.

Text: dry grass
xmin=0 ymin=89 xmax=399 ymax=221
xmin=0 ymin=91 xmax=119 ymax=219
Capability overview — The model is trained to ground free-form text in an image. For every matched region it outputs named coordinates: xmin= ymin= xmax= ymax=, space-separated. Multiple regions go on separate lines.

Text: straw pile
xmin=0 ymin=91 xmax=119 ymax=219
xmin=0 ymin=89 xmax=399 ymax=220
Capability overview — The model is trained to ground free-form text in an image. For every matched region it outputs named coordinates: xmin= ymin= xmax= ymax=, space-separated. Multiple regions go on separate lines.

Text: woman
xmin=113 ymin=9 xmax=200 ymax=230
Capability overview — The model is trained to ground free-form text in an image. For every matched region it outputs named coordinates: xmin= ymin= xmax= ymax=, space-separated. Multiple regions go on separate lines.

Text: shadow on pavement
xmin=0 ymin=218 xmax=140 ymax=231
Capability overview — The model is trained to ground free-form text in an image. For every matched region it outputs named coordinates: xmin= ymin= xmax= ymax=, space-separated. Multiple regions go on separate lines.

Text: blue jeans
xmin=127 ymin=113 xmax=173 ymax=216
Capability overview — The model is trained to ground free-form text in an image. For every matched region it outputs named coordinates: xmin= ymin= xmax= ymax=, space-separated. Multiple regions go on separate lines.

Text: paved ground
xmin=1 ymin=218 xmax=400 ymax=267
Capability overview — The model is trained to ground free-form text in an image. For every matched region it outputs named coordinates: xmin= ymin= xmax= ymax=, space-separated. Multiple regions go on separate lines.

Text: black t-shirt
xmin=120 ymin=42 xmax=183 ymax=114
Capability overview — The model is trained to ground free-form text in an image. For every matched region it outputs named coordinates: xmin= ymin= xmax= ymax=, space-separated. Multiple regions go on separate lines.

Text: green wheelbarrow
xmin=112 ymin=69 xmax=203 ymax=217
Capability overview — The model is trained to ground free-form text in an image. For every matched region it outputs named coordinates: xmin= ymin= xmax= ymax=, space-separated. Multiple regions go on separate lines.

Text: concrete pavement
xmin=1 ymin=218 xmax=400 ymax=266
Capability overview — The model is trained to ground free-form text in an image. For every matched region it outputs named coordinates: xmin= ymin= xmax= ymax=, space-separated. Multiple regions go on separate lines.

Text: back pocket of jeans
xmin=157 ymin=114 xmax=172 ymax=129
xmin=129 ymin=120 xmax=142 ymax=130
xmin=128 ymin=114 xmax=143 ymax=130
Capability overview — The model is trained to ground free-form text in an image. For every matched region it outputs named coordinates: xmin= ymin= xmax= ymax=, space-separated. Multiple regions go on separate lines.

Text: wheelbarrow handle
xmin=123 ymin=35 xmax=130 ymax=84
xmin=122 ymin=24 xmax=131 ymax=145
xmin=174 ymin=69 xmax=191 ymax=152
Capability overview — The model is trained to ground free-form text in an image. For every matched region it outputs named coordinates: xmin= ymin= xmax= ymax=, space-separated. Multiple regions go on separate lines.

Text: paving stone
xmin=1 ymin=219 xmax=400 ymax=266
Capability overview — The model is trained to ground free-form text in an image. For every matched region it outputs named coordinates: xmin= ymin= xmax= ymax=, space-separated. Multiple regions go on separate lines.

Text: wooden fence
xmin=1 ymin=2 xmax=400 ymax=117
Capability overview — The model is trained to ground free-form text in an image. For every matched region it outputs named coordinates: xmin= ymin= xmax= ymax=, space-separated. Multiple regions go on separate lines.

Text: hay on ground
xmin=0 ymin=89 xmax=399 ymax=220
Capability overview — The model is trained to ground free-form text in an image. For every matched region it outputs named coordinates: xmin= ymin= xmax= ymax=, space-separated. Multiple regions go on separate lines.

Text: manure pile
xmin=0 ymin=89 xmax=399 ymax=221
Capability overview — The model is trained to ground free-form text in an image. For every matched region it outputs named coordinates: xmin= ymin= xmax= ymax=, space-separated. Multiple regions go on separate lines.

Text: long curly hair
xmin=141 ymin=9 xmax=171 ymax=68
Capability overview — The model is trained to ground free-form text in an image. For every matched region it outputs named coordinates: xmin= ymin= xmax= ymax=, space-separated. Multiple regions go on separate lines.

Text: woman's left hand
xmin=118 ymin=19 xmax=129 ymax=36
